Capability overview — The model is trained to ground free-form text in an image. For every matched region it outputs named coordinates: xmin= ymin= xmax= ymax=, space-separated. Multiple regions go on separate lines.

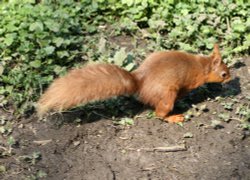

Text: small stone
xmin=73 ymin=141 xmax=80 ymax=146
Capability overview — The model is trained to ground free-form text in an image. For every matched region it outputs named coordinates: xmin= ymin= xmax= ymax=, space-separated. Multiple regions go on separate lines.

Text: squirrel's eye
xmin=221 ymin=72 xmax=227 ymax=78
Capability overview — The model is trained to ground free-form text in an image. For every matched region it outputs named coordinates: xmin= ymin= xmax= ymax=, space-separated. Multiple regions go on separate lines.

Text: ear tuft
xmin=210 ymin=43 xmax=222 ymax=67
xmin=211 ymin=43 xmax=221 ymax=58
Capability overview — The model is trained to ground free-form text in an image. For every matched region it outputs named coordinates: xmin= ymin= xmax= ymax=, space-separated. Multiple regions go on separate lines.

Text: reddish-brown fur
xmin=37 ymin=44 xmax=230 ymax=122
xmin=37 ymin=64 xmax=137 ymax=116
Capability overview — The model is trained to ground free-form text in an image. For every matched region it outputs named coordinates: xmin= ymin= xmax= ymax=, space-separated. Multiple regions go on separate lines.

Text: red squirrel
xmin=37 ymin=44 xmax=230 ymax=123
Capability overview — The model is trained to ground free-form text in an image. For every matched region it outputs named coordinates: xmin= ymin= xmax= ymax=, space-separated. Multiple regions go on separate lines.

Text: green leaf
xmin=148 ymin=19 xmax=166 ymax=29
xmin=57 ymin=51 xmax=69 ymax=58
xmin=37 ymin=170 xmax=47 ymax=178
xmin=179 ymin=43 xmax=194 ymax=51
xmin=4 ymin=33 xmax=16 ymax=46
xmin=7 ymin=136 xmax=16 ymax=146
xmin=167 ymin=0 xmax=174 ymax=4
xmin=31 ymin=152 xmax=42 ymax=165
xmin=29 ymin=60 xmax=41 ymax=68
xmin=29 ymin=22 xmax=44 ymax=32
xmin=44 ymin=46 xmax=55 ymax=55
xmin=205 ymin=37 xmax=217 ymax=49
xmin=221 ymin=102 xmax=234 ymax=110
xmin=122 ymin=0 xmax=134 ymax=6
xmin=53 ymin=37 xmax=64 ymax=47
xmin=0 ymin=165 xmax=6 ymax=173
xmin=112 ymin=48 xmax=127 ymax=66
xmin=54 ymin=65 xmax=66 ymax=75
xmin=33 ymin=151 xmax=41 ymax=159
xmin=0 ymin=127 xmax=6 ymax=134
xmin=233 ymin=23 xmax=246 ymax=32
xmin=146 ymin=111 xmax=155 ymax=119
xmin=0 ymin=64 xmax=4 ymax=75
xmin=176 ymin=122 xmax=184 ymax=127
xmin=0 ymin=28 xmax=5 ymax=35
xmin=115 ymin=117 xmax=134 ymax=126
xmin=218 ymin=113 xmax=230 ymax=122
xmin=124 ymin=63 xmax=135 ymax=71
xmin=211 ymin=120 xmax=222 ymax=128
xmin=45 ymin=20 xmax=60 ymax=32
xmin=231 ymin=18 xmax=246 ymax=33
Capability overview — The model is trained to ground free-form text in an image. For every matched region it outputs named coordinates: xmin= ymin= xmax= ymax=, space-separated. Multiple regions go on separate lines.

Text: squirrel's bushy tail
xmin=37 ymin=64 xmax=137 ymax=117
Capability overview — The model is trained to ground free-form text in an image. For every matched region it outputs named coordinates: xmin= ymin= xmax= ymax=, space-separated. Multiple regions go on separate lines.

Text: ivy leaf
xmin=45 ymin=20 xmax=60 ymax=32
xmin=54 ymin=65 xmax=66 ymax=75
xmin=218 ymin=113 xmax=230 ymax=122
xmin=44 ymin=46 xmax=55 ymax=55
xmin=29 ymin=60 xmax=41 ymax=68
xmin=167 ymin=0 xmax=175 ymax=4
xmin=211 ymin=120 xmax=222 ymax=128
xmin=232 ymin=19 xmax=246 ymax=32
xmin=7 ymin=136 xmax=16 ymax=146
xmin=115 ymin=117 xmax=134 ymax=126
xmin=29 ymin=22 xmax=44 ymax=32
xmin=37 ymin=170 xmax=47 ymax=178
xmin=53 ymin=37 xmax=64 ymax=47
xmin=205 ymin=37 xmax=217 ymax=49
xmin=0 ymin=64 xmax=4 ymax=75
xmin=57 ymin=51 xmax=69 ymax=58
xmin=179 ymin=42 xmax=194 ymax=51
xmin=0 ymin=165 xmax=6 ymax=173
xmin=122 ymin=0 xmax=134 ymax=6
xmin=233 ymin=23 xmax=246 ymax=32
xmin=113 ymin=48 xmax=127 ymax=66
xmin=4 ymin=33 xmax=16 ymax=46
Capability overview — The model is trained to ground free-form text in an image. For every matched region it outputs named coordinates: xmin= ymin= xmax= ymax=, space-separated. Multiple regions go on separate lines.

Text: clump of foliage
xmin=0 ymin=0 xmax=249 ymax=115
xmin=98 ymin=0 xmax=249 ymax=56
xmin=0 ymin=1 xmax=96 ymax=113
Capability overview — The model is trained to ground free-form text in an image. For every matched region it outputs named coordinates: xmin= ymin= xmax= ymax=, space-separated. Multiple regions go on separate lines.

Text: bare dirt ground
xmin=1 ymin=57 xmax=249 ymax=180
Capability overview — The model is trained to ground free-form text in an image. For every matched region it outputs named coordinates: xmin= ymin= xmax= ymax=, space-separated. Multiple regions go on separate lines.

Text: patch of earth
xmin=0 ymin=57 xmax=249 ymax=180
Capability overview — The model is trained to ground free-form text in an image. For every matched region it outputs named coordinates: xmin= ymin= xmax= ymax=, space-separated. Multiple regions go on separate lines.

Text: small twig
xmin=141 ymin=165 xmax=157 ymax=171
xmin=127 ymin=144 xmax=187 ymax=152
xmin=10 ymin=169 xmax=24 ymax=175
xmin=92 ymin=111 xmax=110 ymax=119
xmin=2 ymin=106 xmax=13 ymax=113
xmin=230 ymin=117 xmax=242 ymax=122
xmin=226 ymin=17 xmax=231 ymax=33
xmin=33 ymin=139 xmax=52 ymax=146
xmin=0 ymin=145 xmax=8 ymax=151
xmin=148 ymin=144 xmax=187 ymax=152
xmin=134 ymin=115 xmax=144 ymax=119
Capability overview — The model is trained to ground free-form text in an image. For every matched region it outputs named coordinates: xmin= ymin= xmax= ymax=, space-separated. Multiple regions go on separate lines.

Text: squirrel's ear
xmin=210 ymin=43 xmax=222 ymax=67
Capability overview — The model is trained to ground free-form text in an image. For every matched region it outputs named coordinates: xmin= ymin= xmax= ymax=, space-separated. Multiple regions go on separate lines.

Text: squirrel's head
xmin=206 ymin=44 xmax=231 ymax=83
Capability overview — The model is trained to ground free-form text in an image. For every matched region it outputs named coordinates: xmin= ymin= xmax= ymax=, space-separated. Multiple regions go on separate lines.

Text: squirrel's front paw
xmin=165 ymin=114 xmax=184 ymax=123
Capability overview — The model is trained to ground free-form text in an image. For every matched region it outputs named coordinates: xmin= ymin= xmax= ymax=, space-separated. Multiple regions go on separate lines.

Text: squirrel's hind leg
xmin=155 ymin=89 xmax=184 ymax=123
